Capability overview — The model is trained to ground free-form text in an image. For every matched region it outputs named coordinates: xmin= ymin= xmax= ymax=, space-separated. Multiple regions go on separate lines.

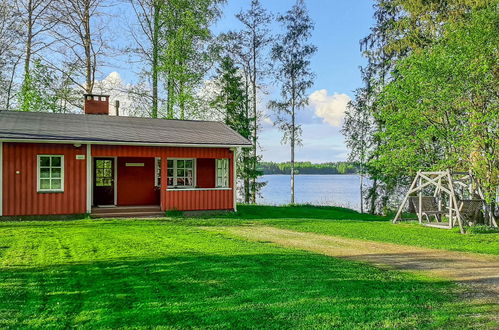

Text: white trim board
xmin=0 ymin=141 xmax=3 ymax=216
xmin=86 ymin=144 xmax=92 ymax=213
xmin=166 ymin=188 xmax=232 ymax=191
xmin=36 ymin=154 xmax=65 ymax=193
xmin=0 ymin=138 xmax=251 ymax=149
xmin=113 ymin=156 xmax=117 ymax=206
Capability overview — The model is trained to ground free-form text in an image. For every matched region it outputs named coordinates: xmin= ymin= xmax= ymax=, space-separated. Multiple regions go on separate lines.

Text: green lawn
xmin=199 ymin=205 xmax=499 ymax=255
xmin=0 ymin=217 xmax=489 ymax=328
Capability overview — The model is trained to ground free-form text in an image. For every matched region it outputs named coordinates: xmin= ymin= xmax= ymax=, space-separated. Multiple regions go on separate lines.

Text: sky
xmin=217 ymin=0 xmax=375 ymax=163
xmin=101 ymin=0 xmax=375 ymax=163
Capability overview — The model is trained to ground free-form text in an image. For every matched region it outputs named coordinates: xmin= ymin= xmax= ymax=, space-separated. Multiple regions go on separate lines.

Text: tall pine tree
xmin=211 ymin=56 xmax=257 ymax=203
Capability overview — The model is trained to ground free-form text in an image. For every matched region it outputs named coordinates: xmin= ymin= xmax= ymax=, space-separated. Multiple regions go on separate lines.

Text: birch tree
xmin=50 ymin=0 xmax=110 ymax=94
xmin=160 ymin=0 xmax=225 ymax=120
xmin=128 ymin=0 xmax=168 ymax=118
xmin=235 ymin=0 xmax=272 ymax=203
xmin=269 ymin=0 xmax=316 ymax=204
xmin=15 ymin=0 xmax=58 ymax=110
xmin=0 ymin=0 xmax=23 ymax=109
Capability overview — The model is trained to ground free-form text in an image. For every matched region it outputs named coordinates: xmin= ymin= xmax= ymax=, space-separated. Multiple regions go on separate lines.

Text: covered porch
xmin=89 ymin=145 xmax=236 ymax=217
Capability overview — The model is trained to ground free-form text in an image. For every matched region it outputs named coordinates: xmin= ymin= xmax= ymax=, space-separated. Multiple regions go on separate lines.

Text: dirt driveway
xmin=207 ymin=226 xmax=499 ymax=303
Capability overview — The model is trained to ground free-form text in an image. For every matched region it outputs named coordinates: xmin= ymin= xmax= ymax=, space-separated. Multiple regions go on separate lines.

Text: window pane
xmin=176 ymin=178 xmax=185 ymax=186
xmin=185 ymin=177 xmax=192 ymax=186
xmin=177 ymin=160 xmax=185 ymax=168
xmin=52 ymin=168 xmax=61 ymax=178
xmin=167 ymin=169 xmax=174 ymax=177
xmin=40 ymin=157 xmax=50 ymax=167
xmin=167 ymin=178 xmax=174 ymax=186
xmin=51 ymin=179 xmax=62 ymax=189
xmin=51 ymin=157 xmax=61 ymax=167
xmin=177 ymin=169 xmax=185 ymax=177
xmin=40 ymin=179 xmax=51 ymax=189
xmin=185 ymin=160 xmax=193 ymax=168
xmin=167 ymin=160 xmax=174 ymax=168
xmin=186 ymin=170 xmax=193 ymax=178
xmin=40 ymin=168 xmax=50 ymax=178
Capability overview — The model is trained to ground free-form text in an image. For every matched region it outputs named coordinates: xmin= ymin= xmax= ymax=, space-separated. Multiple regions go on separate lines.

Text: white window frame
xmin=154 ymin=157 xmax=161 ymax=187
xmin=37 ymin=155 xmax=64 ymax=192
xmin=216 ymin=159 xmax=229 ymax=188
xmin=166 ymin=158 xmax=196 ymax=189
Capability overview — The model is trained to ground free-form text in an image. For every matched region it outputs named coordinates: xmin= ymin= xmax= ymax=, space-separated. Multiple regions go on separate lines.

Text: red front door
xmin=117 ymin=157 xmax=159 ymax=206
xmin=93 ymin=158 xmax=115 ymax=206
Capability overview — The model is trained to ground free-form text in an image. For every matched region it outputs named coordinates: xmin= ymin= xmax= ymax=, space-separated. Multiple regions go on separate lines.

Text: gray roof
xmin=0 ymin=111 xmax=251 ymax=147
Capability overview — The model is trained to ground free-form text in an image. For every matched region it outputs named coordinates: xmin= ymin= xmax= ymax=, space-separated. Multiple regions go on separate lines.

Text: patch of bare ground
xmin=204 ymin=226 xmax=499 ymax=322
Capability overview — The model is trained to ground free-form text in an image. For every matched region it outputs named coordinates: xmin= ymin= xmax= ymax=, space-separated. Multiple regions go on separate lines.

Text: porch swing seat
xmin=458 ymin=199 xmax=484 ymax=223
xmin=409 ymin=196 xmax=447 ymax=222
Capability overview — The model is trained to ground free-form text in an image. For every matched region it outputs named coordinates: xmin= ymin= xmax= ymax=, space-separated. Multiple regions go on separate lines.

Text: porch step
xmin=91 ymin=205 xmax=164 ymax=218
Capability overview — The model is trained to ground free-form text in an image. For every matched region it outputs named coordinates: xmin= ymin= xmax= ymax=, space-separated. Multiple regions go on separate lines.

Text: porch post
xmin=160 ymin=157 xmax=167 ymax=211
xmin=0 ymin=141 xmax=3 ymax=217
xmin=86 ymin=143 xmax=92 ymax=214
xmin=232 ymin=147 xmax=238 ymax=212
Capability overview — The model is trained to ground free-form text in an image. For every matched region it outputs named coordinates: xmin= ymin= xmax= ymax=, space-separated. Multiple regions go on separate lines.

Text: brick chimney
xmin=84 ymin=94 xmax=110 ymax=115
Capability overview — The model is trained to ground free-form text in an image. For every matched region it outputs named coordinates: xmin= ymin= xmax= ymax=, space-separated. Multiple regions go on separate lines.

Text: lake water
xmin=257 ymin=174 xmax=363 ymax=211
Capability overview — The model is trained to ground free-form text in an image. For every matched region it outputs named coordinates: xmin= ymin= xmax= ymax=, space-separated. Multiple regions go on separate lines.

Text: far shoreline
xmin=260 ymin=173 xmax=360 ymax=176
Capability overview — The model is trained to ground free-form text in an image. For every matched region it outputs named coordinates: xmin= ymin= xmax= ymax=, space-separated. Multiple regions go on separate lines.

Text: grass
xmin=0 ymin=217 xmax=490 ymax=328
xmin=194 ymin=204 xmax=498 ymax=255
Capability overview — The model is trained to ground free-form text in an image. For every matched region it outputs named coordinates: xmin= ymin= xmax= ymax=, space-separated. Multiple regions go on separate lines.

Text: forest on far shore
xmin=259 ymin=162 xmax=359 ymax=175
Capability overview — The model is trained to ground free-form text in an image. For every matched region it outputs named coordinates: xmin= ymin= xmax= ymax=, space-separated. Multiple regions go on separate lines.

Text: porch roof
xmin=0 ymin=111 xmax=252 ymax=147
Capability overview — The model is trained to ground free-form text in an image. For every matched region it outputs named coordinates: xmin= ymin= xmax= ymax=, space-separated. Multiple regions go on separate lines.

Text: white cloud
xmin=308 ymin=89 xmax=351 ymax=127
xmin=262 ymin=116 xmax=274 ymax=126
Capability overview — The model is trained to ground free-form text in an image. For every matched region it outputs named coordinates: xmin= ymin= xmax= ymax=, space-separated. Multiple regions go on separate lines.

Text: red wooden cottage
xmin=0 ymin=95 xmax=251 ymax=218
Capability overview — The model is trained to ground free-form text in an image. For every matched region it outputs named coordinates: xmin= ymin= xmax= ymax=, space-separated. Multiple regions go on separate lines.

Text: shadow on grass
xmin=0 ymin=252 xmax=465 ymax=328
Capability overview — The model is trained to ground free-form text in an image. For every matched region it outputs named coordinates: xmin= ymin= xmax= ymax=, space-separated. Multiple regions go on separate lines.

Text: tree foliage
xmin=160 ymin=0 xmax=224 ymax=120
xmin=344 ymin=0 xmax=498 ymax=214
xmin=376 ymin=5 xmax=498 ymax=201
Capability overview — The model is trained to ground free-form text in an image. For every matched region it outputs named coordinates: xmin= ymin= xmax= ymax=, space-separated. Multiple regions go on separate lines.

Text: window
xmin=37 ymin=155 xmax=64 ymax=192
xmin=155 ymin=158 xmax=161 ymax=187
xmin=216 ymin=159 xmax=229 ymax=188
xmin=167 ymin=159 xmax=195 ymax=188
xmin=95 ymin=159 xmax=113 ymax=187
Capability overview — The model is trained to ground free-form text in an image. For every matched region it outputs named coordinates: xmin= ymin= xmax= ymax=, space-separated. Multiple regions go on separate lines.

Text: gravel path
xmin=208 ymin=226 xmax=499 ymax=303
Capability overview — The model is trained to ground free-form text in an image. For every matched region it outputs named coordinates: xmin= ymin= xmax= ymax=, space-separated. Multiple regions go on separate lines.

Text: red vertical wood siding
xmin=92 ymin=145 xmax=231 ymax=158
xmin=196 ymin=158 xmax=215 ymax=188
xmin=2 ymin=142 xmax=87 ymax=216
xmin=2 ymin=142 xmax=235 ymax=215
xmin=163 ymin=189 xmax=233 ymax=211
xmin=117 ymin=157 xmax=159 ymax=206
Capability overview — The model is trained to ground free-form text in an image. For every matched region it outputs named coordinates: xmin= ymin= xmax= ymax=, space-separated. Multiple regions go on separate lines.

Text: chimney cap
xmin=83 ymin=93 xmax=111 ymax=97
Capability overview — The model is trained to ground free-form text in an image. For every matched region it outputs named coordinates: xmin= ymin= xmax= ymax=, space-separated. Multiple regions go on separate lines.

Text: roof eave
xmin=0 ymin=137 xmax=252 ymax=148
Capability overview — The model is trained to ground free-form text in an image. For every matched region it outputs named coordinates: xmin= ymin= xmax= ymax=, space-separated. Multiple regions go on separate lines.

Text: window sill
xmin=37 ymin=190 xmax=64 ymax=193
xmin=166 ymin=187 xmax=232 ymax=191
